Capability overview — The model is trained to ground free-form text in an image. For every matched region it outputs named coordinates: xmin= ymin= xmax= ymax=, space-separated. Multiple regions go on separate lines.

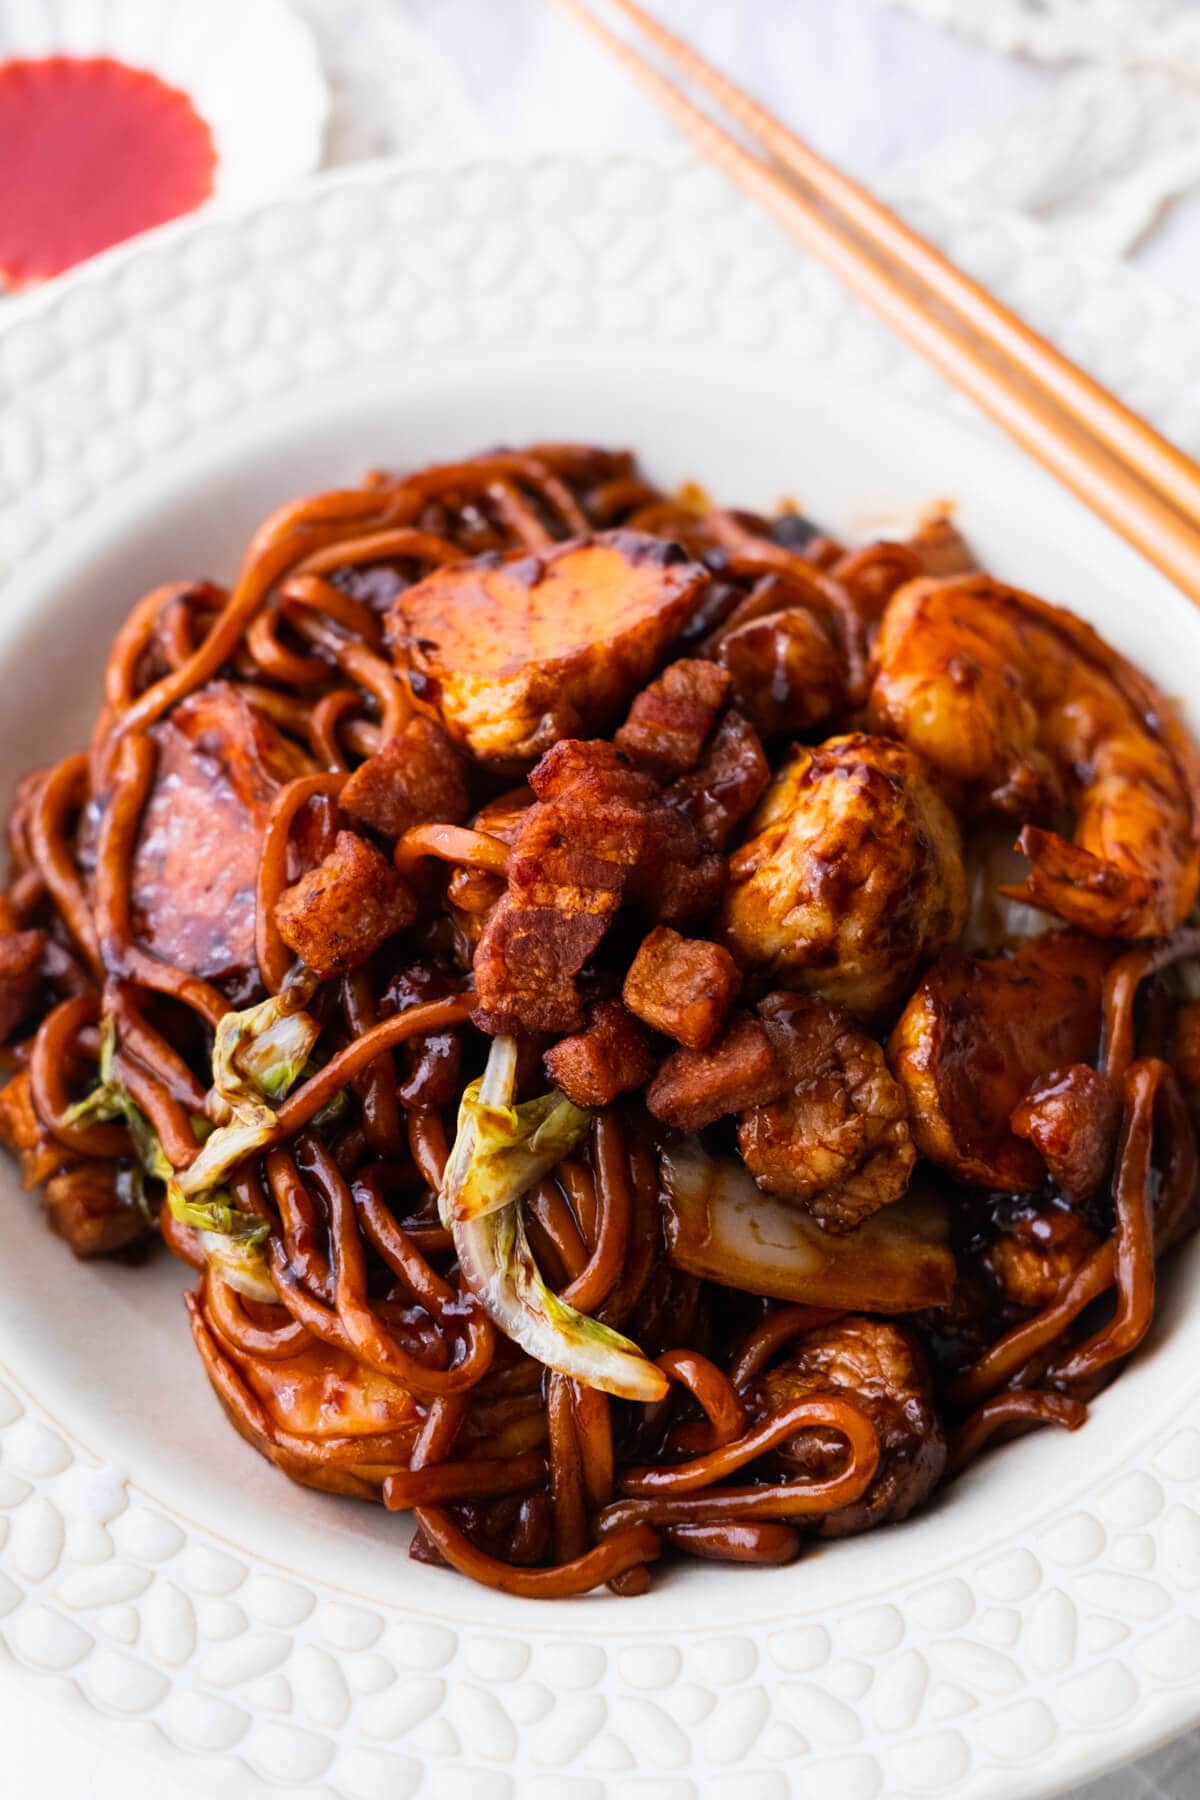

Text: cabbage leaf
xmin=441 ymin=1035 xmax=669 ymax=1404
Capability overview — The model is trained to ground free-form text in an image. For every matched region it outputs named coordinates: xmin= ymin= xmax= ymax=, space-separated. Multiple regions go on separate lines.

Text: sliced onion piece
xmin=660 ymin=1139 xmax=956 ymax=1312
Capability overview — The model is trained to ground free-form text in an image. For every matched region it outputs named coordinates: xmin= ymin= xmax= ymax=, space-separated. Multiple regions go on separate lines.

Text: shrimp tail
xmin=1002 ymin=826 xmax=1154 ymax=938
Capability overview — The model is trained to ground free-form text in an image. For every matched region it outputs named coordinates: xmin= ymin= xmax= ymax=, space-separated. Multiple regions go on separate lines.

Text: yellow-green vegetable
xmin=441 ymin=1035 xmax=669 ymax=1404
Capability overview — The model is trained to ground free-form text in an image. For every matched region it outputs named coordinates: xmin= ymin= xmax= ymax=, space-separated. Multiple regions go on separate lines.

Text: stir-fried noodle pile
xmin=2 ymin=444 xmax=1198 ymax=1595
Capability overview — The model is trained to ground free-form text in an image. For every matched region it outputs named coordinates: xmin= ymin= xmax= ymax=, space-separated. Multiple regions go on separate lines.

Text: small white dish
xmin=0 ymin=152 xmax=1198 ymax=1799
xmin=0 ymin=0 xmax=327 ymax=212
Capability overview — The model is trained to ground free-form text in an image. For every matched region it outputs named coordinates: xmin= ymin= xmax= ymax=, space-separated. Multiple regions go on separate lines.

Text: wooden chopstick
xmin=553 ymin=0 xmax=1200 ymax=607
xmin=598 ymin=0 xmax=1200 ymax=532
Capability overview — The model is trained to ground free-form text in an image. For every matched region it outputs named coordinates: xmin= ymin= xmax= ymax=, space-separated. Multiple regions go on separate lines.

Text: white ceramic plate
xmin=0 ymin=153 xmax=1199 ymax=1800
xmin=0 ymin=0 xmax=327 ymax=220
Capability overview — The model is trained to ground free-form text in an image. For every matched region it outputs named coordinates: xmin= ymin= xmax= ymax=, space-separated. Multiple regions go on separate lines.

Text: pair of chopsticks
xmin=552 ymin=0 xmax=1200 ymax=608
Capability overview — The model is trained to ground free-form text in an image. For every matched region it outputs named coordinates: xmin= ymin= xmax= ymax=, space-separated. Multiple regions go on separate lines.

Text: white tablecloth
xmin=5 ymin=2 xmax=1200 ymax=1795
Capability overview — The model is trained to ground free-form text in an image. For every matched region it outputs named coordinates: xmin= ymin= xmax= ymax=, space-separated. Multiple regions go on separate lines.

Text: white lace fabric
xmin=886 ymin=0 xmax=1200 ymax=72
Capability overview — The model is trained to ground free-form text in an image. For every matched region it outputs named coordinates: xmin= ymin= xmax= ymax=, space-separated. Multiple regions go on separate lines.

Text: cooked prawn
xmin=869 ymin=575 xmax=1200 ymax=937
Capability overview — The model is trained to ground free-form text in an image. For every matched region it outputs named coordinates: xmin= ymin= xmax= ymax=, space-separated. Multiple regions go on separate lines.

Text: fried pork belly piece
xmin=622 ymin=925 xmax=741 ymax=1049
xmin=627 ymin=804 xmax=725 ymax=927
xmin=889 ymin=932 xmax=1112 ymax=1191
xmin=646 ymin=1012 xmax=786 ymax=1130
xmin=614 ymin=658 xmax=732 ymax=779
xmin=755 ymin=1316 xmax=945 ymax=1536
xmin=719 ymin=734 xmax=967 ymax=1018
xmin=738 ymin=993 xmax=915 ymax=1233
xmin=340 ymin=715 xmax=470 ymax=841
xmin=543 ymin=999 xmax=656 ymax=1108
xmin=275 ymin=831 xmax=417 ymax=980
xmin=0 ymin=928 xmax=45 ymax=1043
xmin=43 ymin=1162 xmax=148 ymax=1258
xmin=131 ymin=682 xmax=311 ymax=999
xmin=388 ymin=531 xmax=709 ymax=770
xmin=471 ymin=741 xmax=722 ymax=1034
xmin=665 ymin=709 xmax=770 ymax=849
xmin=1010 ymin=1063 xmax=1121 ymax=1205
xmin=472 ymin=742 xmax=657 ymax=1034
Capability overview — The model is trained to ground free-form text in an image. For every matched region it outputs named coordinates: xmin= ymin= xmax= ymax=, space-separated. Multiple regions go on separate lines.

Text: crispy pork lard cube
xmin=130 ymin=682 xmax=311 ymax=999
xmin=622 ymin=925 xmax=740 ymax=1049
xmin=665 ymin=710 xmax=770 ymax=849
xmin=340 ymin=714 xmax=471 ymax=842
xmin=543 ymin=999 xmax=657 ymax=1109
xmin=275 ymin=831 xmax=417 ymax=981
xmin=646 ymin=1012 xmax=786 ymax=1130
xmin=387 ymin=532 xmax=708 ymax=770
xmin=614 ymin=658 xmax=732 ymax=779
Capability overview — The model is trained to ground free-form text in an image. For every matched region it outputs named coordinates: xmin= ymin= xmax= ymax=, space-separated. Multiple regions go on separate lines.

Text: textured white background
xmin=3 ymin=1 xmax=1200 ymax=1795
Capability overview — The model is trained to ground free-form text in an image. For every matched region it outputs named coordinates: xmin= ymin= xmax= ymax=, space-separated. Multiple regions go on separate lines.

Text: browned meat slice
xmin=340 ymin=715 xmax=470 ymax=841
xmin=543 ymin=999 xmax=656 ymax=1108
xmin=622 ymin=925 xmax=740 ymax=1049
xmin=755 ymin=1316 xmax=945 ymax=1536
xmin=43 ymin=1162 xmax=148 ymax=1258
xmin=720 ymin=734 xmax=968 ymax=1019
xmin=131 ymin=682 xmax=311 ymax=998
xmin=738 ymin=993 xmax=914 ymax=1233
xmin=889 ymin=932 xmax=1113 ymax=1191
xmin=0 ymin=1071 xmax=72 ymax=1188
xmin=715 ymin=608 xmax=845 ymax=737
xmin=665 ymin=709 xmax=770 ymax=849
xmin=275 ymin=831 xmax=417 ymax=981
xmin=388 ymin=532 xmax=709 ymax=770
xmin=646 ymin=1012 xmax=786 ymax=1130
xmin=614 ymin=658 xmax=731 ymax=779
xmin=983 ymin=1206 xmax=1101 ymax=1312
xmin=471 ymin=741 xmax=659 ymax=1034
xmin=0 ymin=928 xmax=45 ymax=1043
xmin=1010 ymin=1063 xmax=1122 ymax=1204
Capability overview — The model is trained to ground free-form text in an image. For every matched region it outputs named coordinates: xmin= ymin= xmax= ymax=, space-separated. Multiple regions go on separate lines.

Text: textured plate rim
xmin=0 ymin=150 xmax=1199 ymax=1799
